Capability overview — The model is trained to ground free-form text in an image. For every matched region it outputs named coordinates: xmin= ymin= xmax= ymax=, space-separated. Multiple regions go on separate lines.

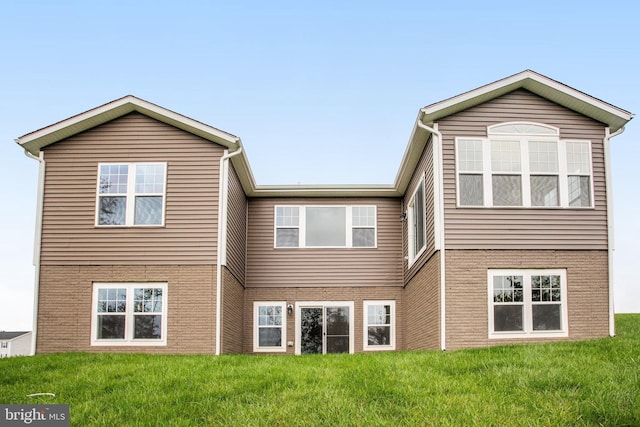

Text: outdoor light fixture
xmin=287 ymin=304 xmax=293 ymax=315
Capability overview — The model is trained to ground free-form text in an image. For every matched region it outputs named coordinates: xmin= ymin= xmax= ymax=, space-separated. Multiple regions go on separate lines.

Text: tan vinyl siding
xmin=444 ymin=249 xmax=609 ymax=350
xmin=40 ymin=113 xmax=223 ymax=265
xmin=439 ymin=89 xmax=608 ymax=250
xmin=244 ymin=287 xmax=404 ymax=354
xmin=225 ymin=163 xmax=247 ymax=283
xmin=36 ymin=265 xmax=216 ymax=354
xmin=403 ymin=136 xmax=437 ymax=282
xmin=221 ymin=267 xmax=244 ymax=354
xmin=246 ymin=198 xmax=402 ymax=288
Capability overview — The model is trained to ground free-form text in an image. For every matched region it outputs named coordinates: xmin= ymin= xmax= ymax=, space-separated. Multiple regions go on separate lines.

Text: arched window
xmin=455 ymin=122 xmax=592 ymax=208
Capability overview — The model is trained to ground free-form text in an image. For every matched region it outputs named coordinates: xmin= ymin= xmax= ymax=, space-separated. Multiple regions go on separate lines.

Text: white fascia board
xmin=420 ymin=70 xmax=633 ymax=131
xmin=17 ymin=95 xmax=240 ymax=154
xmin=249 ymin=184 xmax=400 ymax=198
xmin=392 ymin=112 xmax=432 ymax=194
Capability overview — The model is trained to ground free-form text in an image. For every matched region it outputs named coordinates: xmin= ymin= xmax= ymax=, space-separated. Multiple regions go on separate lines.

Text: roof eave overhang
xmin=420 ymin=70 xmax=634 ymax=131
xmin=245 ymin=184 xmax=401 ymax=198
xmin=16 ymin=95 xmax=240 ymax=155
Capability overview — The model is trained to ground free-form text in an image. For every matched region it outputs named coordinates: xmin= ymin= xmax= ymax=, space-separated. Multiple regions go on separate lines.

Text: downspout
xmin=21 ymin=148 xmax=45 ymax=356
xmin=215 ymin=145 xmax=243 ymax=355
xmin=604 ymin=126 xmax=624 ymax=337
xmin=416 ymin=117 xmax=447 ymax=351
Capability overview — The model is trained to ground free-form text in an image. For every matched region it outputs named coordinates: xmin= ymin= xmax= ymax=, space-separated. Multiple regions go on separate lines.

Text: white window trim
xmin=487 ymin=269 xmax=569 ymax=339
xmin=95 ymin=162 xmax=168 ymax=227
xmin=294 ymin=301 xmax=355 ymax=355
xmin=91 ymin=282 xmax=168 ymax=346
xmin=564 ymin=139 xmax=596 ymax=208
xmin=363 ymin=300 xmax=396 ymax=351
xmin=407 ymin=175 xmax=427 ymax=266
xmin=455 ymin=122 xmax=593 ymax=209
xmin=253 ymin=301 xmax=287 ymax=353
xmin=274 ymin=205 xmax=377 ymax=249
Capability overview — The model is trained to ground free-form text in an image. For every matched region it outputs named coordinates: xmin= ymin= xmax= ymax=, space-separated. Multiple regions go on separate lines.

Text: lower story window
xmin=254 ymin=302 xmax=287 ymax=352
xmin=91 ymin=283 xmax=167 ymax=346
xmin=488 ymin=269 xmax=568 ymax=339
xmin=363 ymin=300 xmax=396 ymax=351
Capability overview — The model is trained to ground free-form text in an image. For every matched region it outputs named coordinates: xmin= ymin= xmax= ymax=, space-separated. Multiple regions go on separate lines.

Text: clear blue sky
xmin=1 ymin=0 xmax=638 ymax=330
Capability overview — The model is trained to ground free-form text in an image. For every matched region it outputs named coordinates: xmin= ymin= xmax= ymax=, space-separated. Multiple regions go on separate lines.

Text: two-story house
xmin=16 ymin=70 xmax=633 ymax=355
xmin=0 ymin=331 xmax=32 ymax=357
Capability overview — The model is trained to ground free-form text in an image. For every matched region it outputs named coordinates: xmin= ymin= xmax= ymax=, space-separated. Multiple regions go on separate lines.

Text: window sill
xmin=95 ymin=225 xmax=166 ymax=229
xmin=489 ymin=331 xmax=568 ymax=339
xmin=456 ymin=205 xmax=594 ymax=210
xmin=253 ymin=347 xmax=287 ymax=353
xmin=91 ymin=340 xmax=167 ymax=346
xmin=363 ymin=345 xmax=396 ymax=352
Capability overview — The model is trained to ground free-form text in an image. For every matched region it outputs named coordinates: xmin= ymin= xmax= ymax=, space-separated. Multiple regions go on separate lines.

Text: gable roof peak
xmin=420 ymin=69 xmax=633 ymax=132
xmin=16 ymin=95 xmax=240 ymax=155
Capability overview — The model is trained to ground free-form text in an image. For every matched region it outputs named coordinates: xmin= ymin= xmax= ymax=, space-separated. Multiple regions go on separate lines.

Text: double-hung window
xmin=254 ymin=302 xmax=286 ymax=352
xmin=456 ymin=122 xmax=592 ymax=208
xmin=363 ymin=300 xmax=396 ymax=351
xmin=407 ymin=176 xmax=426 ymax=265
xmin=488 ymin=269 xmax=568 ymax=338
xmin=274 ymin=205 xmax=376 ymax=248
xmin=97 ymin=163 xmax=167 ymax=226
xmin=91 ymin=283 xmax=168 ymax=346
xmin=566 ymin=141 xmax=592 ymax=207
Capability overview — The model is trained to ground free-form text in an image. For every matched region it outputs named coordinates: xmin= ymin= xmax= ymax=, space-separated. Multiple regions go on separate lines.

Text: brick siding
xmin=445 ymin=249 xmax=609 ymax=350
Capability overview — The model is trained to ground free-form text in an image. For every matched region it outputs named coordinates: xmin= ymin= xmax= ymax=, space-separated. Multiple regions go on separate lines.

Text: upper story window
xmin=274 ymin=205 xmax=376 ymax=248
xmin=97 ymin=163 xmax=167 ymax=226
xmin=456 ymin=122 xmax=593 ymax=208
xmin=407 ymin=176 xmax=426 ymax=265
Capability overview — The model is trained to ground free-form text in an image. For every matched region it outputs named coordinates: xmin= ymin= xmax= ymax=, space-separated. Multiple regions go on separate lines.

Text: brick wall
xmin=445 ymin=249 xmax=610 ymax=350
xmin=221 ymin=267 xmax=244 ymax=354
xmin=37 ymin=265 xmax=216 ymax=354
xmin=404 ymin=251 xmax=441 ymax=350
xmin=244 ymin=287 xmax=404 ymax=354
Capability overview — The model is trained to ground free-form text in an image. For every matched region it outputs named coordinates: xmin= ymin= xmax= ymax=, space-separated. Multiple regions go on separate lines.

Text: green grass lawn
xmin=1 ymin=315 xmax=638 ymax=426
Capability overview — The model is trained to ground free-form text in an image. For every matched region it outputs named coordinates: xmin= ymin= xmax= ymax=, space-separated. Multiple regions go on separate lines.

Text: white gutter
xmin=21 ymin=148 xmax=45 ymax=356
xmin=604 ymin=126 xmax=624 ymax=337
xmin=215 ymin=146 xmax=243 ymax=355
xmin=416 ymin=118 xmax=447 ymax=351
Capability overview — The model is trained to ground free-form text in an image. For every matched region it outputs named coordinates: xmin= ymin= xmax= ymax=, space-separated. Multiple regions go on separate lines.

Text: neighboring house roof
xmin=0 ymin=331 xmax=31 ymax=340
xmin=15 ymin=70 xmax=633 ymax=198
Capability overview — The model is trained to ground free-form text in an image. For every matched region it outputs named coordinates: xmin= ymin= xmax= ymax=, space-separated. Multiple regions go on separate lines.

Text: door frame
xmin=294 ymin=301 xmax=355 ymax=355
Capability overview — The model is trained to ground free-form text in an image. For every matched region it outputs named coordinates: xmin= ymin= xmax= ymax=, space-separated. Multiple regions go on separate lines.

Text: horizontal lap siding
xmin=225 ymin=163 xmax=247 ymax=283
xmin=404 ymin=136 xmax=437 ymax=282
xmin=246 ymin=198 xmax=403 ymax=287
xmin=439 ymin=89 xmax=608 ymax=250
xmin=40 ymin=113 xmax=223 ymax=265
